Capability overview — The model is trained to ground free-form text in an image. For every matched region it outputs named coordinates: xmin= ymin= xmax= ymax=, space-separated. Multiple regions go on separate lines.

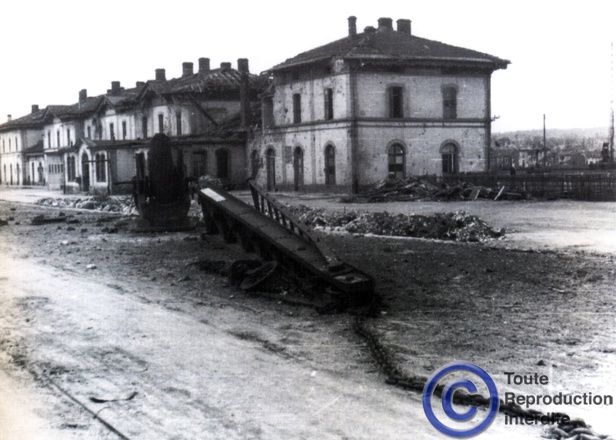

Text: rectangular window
xmin=15 ymin=137 xmax=18 ymax=150
xmin=443 ymin=87 xmax=457 ymax=119
xmin=110 ymin=123 xmax=115 ymax=140
xmin=389 ymin=86 xmax=404 ymax=118
xmin=263 ymin=98 xmax=274 ymax=127
xmin=87 ymin=126 xmax=91 ymax=139
xmin=324 ymin=88 xmax=334 ymax=120
xmin=96 ymin=154 xmax=106 ymax=182
xmin=8 ymin=138 xmax=11 ymax=151
xmin=122 ymin=121 xmax=127 ymax=140
xmin=158 ymin=114 xmax=164 ymax=133
xmin=142 ymin=116 xmax=148 ymax=138
xmin=57 ymin=131 xmax=60 ymax=148
xmin=293 ymin=93 xmax=301 ymax=124
xmin=67 ymin=128 xmax=71 ymax=146
xmin=176 ymin=112 xmax=182 ymax=136
xmin=47 ymin=132 xmax=50 ymax=148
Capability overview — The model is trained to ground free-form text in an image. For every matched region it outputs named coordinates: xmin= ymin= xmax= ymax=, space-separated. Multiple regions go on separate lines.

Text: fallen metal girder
xmin=197 ymin=184 xmax=374 ymax=306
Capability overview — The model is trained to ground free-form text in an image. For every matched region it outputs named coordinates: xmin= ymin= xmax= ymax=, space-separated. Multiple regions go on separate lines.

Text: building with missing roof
xmin=1 ymin=16 xmax=509 ymax=194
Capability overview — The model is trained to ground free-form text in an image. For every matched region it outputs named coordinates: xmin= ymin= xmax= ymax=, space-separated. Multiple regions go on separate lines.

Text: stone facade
xmin=253 ymin=16 xmax=509 ymax=192
xmin=1 ymin=16 xmax=509 ymax=194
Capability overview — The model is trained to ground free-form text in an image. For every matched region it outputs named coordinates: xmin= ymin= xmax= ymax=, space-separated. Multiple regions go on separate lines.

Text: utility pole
xmin=543 ymin=114 xmax=547 ymax=167
xmin=610 ymin=42 xmax=615 ymax=162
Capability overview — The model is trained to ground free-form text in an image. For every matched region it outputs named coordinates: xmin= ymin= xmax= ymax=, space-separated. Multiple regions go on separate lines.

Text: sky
xmin=1 ymin=0 xmax=615 ymax=134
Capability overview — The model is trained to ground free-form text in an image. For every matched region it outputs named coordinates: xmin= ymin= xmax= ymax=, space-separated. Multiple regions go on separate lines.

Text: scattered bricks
xmin=86 ymin=264 xmax=97 ymax=270
xmin=0 ymin=218 xmax=8 ymax=226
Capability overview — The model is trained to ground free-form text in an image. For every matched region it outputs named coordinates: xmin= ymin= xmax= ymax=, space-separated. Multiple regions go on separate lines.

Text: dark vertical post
xmin=543 ymin=114 xmax=547 ymax=168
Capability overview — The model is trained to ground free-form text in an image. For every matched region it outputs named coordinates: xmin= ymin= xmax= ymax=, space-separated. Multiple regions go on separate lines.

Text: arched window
xmin=387 ymin=143 xmax=405 ymax=179
xmin=250 ymin=150 xmax=260 ymax=179
xmin=325 ymin=144 xmax=336 ymax=185
xmin=441 ymin=143 xmax=459 ymax=174
xmin=442 ymin=86 xmax=457 ymax=119
xmin=215 ymin=149 xmax=230 ymax=179
xmin=293 ymin=147 xmax=304 ymax=190
xmin=67 ymin=155 xmax=76 ymax=181
xmin=266 ymin=147 xmax=276 ymax=191
xmin=38 ymin=162 xmax=44 ymax=183
xmin=95 ymin=153 xmax=106 ymax=182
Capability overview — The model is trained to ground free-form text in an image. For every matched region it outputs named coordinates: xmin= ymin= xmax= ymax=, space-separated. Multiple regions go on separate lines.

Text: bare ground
xmin=0 ymin=194 xmax=615 ymax=438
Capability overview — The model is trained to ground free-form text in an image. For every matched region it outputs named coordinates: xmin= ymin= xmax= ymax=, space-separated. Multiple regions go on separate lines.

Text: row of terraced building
xmin=0 ymin=16 xmax=509 ymax=193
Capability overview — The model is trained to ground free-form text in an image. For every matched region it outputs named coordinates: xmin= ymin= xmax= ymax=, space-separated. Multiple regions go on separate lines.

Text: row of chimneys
xmin=347 ymin=16 xmax=411 ymax=36
xmin=69 ymin=58 xmax=250 ymax=106
xmin=155 ymin=58 xmax=250 ymax=81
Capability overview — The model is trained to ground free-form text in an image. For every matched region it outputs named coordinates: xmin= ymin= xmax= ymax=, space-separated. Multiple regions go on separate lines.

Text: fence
xmin=421 ymin=173 xmax=616 ymax=201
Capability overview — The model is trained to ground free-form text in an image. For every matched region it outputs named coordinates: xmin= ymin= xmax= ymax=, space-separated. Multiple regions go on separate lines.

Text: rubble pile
xmin=288 ymin=205 xmax=504 ymax=242
xmin=35 ymin=196 xmax=138 ymax=215
xmin=345 ymin=175 xmax=527 ymax=202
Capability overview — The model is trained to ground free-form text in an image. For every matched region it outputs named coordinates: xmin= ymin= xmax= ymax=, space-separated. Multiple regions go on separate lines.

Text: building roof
xmin=272 ymin=20 xmax=510 ymax=71
xmin=42 ymin=97 xmax=104 ymax=122
xmin=0 ymin=109 xmax=46 ymax=132
xmin=139 ymin=67 xmax=268 ymax=99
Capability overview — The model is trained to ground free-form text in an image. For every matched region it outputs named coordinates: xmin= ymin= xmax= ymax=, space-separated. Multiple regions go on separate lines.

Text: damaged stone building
xmin=0 ymin=58 xmax=263 ymax=193
xmin=251 ymin=16 xmax=509 ymax=191
xmin=1 ymin=16 xmax=509 ymax=193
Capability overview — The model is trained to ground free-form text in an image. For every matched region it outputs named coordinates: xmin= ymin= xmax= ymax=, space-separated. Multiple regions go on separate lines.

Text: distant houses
xmin=0 ymin=16 xmax=510 ymax=193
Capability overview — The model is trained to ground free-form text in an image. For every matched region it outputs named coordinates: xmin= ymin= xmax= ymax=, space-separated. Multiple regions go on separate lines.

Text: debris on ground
xmin=35 ymin=195 xmax=137 ymax=215
xmin=342 ymin=175 xmax=528 ymax=203
xmin=31 ymin=214 xmax=67 ymax=225
xmin=288 ymin=205 xmax=505 ymax=242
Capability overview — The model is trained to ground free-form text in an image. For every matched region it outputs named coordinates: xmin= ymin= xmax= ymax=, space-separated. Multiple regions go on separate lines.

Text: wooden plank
xmin=494 ymin=186 xmax=506 ymax=201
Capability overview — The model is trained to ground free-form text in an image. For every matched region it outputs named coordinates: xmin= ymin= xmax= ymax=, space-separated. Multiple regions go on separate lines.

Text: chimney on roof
xmin=110 ymin=81 xmax=122 ymax=94
xmin=238 ymin=58 xmax=251 ymax=128
xmin=237 ymin=58 xmax=249 ymax=74
xmin=397 ymin=19 xmax=411 ymax=34
xmin=136 ymin=81 xmax=145 ymax=87
xmin=7 ymin=114 xmax=12 ymax=122
xmin=220 ymin=62 xmax=232 ymax=70
xmin=79 ymin=89 xmax=87 ymax=103
xmin=377 ymin=17 xmax=393 ymax=31
xmin=364 ymin=26 xmax=376 ymax=34
xmin=31 ymin=104 xmax=39 ymax=114
xmin=155 ymin=68 xmax=166 ymax=81
xmin=199 ymin=57 xmax=210 ymax=74
xmin=348 ymin=16 xmax=357 ymax=36
xmin=182 ymin=62 xmax=194 ymax=77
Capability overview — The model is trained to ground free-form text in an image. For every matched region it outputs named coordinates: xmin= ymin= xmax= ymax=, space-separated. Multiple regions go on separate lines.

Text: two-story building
xmin=0 ymin=108 xmax=45 ymax=186
xmin=253 ymin=16 xmax=509 ymax=191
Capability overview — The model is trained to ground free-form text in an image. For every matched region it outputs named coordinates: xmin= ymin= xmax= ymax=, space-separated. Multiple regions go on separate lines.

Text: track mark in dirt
xmin=228 ymin=329 xmax=291 ymax=358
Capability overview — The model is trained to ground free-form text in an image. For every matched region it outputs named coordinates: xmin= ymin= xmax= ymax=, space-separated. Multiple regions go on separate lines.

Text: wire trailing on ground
xmin=352 ymin=307 xmax=612 ymax=440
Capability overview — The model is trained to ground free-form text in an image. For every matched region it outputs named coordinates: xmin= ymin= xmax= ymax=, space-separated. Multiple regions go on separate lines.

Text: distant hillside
xmin=494 ymin=127 xmax=609 ymax=140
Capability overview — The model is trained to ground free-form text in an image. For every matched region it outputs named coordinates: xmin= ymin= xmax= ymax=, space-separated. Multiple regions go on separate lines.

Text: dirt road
xmin=1 ymin=192 xmax=614 ymax=438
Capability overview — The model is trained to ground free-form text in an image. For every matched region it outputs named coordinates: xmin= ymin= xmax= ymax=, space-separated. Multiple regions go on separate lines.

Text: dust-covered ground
xmin=0 ymin=190 xmax=615 ymax=439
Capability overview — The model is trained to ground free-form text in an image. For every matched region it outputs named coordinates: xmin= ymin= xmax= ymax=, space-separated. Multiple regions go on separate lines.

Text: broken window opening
xmin=387 ymin=143 xmax=405 ymax=179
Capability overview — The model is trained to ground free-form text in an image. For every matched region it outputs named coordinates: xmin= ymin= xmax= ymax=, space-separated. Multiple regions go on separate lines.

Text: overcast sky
xmin=1 ymin=1 xmax=614 ymax=134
